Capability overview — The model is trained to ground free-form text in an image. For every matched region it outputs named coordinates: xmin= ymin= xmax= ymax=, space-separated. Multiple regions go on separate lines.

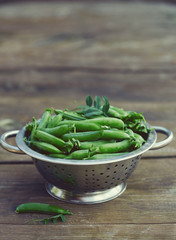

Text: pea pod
xmin=47 ymin=114 xmax=63 ymax=128
xmin=88 ymin=152 xmax=128 ymax=160
xmin=48 ymin=153 xmax=67 ymax=158
xmin=57 ymin=120 xmax=75 ymax=127
xmin=62 ymin=130 xmax=103 ymax=142
xmin=38 ymin=109 xmax=52 ymax=130
xmin=58 ymin=117 xmax=124 ymax=130
xmin=15 ymin=203 xmax=72 ymax=215
xmin=44 ymin=124 xmax=73 ymax=137
xmin=31 ymin=141 xmax=62 ymax=154
xmin=101 ymin=129 xmax=130 ymax=140
xmin=74 ymin=122 xmax=107 ymax=132
xmin=54 ymin=109 xmax=86 ymax=120
xmin=30 ymin=117 xmax=38 ymax=141
xmin=107 ymin=108 xmax=121 ymax=118
xmin=57 ymin=121 xmax=106 ymax=131
xmin=97 ymin=139 xmax=133 ymax=154
xmin=109 ymin=106 xmax=127 ymax=118
xmin=66 ymin=149 xmax=96 ymax=160
xmin=125 ymin=128 xmax=135 ymax=137
xmin=79 ymin=140 xmax=116 ymax=150
xmin=35 ymin=130 xmax=72 ymax=152
xmin=83 ymin=117 xmax=124 ymax=130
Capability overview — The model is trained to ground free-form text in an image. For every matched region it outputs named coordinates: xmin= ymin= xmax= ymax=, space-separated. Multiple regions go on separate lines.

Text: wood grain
xmin=0 ymin=158 xmax=176 ymax=224
xmin=0 ymin=2 xmax=176 ymax=69
xmin=1 ymin=224 xmax=176 ymax=240
xmin=0 ymin=2 xmax=175 ymax=239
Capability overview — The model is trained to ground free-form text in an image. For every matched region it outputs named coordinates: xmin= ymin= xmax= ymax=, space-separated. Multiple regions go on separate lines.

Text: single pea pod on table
xmin=24 ymin=96 xmax=150 ymax=160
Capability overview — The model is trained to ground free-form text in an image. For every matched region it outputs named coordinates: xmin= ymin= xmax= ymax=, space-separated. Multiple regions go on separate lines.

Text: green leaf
xmin=102 ymin=96 xmax=110 ymax=114
xmin=28 ymin=214 xmax=66 ymax=225
xmin=60 ymin=215 xmax=66 ymax=222
xmin=94 ymin=96 xmax=102 ymax=109
xmin=76 ymin=105 xmax=87 ymax=109
xmin=53 ymin=218 xmax=58 ymax=223
xmin=44 ymin=219 xmax=50 ymax=224
xmin=102 ymin=96 xmax=109 ymax=106
xmin=86 ymin=95 xmax=93 ymax=107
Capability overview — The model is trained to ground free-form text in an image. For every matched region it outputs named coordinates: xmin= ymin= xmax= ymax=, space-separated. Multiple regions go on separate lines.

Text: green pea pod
xmin=57 ymin=120 xmax=76 ymax=127
xmin=44 ymin=124 xmax=73 ymax=137
xmin=35 ymin=130 xmax=72 ymax=152
xmin=31 ymin=141 xmax=62 ymax=154
xmin=83 ymin=117 xmax=124 ymax=130
xmin=47 ymin=114 xmax=63 ymax=128
xmin=74 ymin=122 xmax=106 ymax=132
xmin=107 ymin=108 xmax=121 ymax=118
xmin=38 ymin=109 xmax=52 ymax=130
xmin=101 ymin=129 xmax=130 ymax=140
xmin=54 ymin=109 xmax=86 ymax=120
xmin=109 ymin=106 xmax=128 ymax=118
xmin=30 ymin=117 xmax=38 ymax=142
xmin=48 ymin=153 xmax=67 ymax=159
xmin=56 ymin=121 xmax=106 ymax=132
xmin=125 ymin=128 xmax=135 ymax=137
xmin=79 ymin=140 xmax=116 ymax=150
xmin=88 ymin=152 xmax=128 ymax=160
xmin=66 ymin=149 xmax=96 ymax=160
xmin=97 ymin=139 xmax=133 ymax=154
xmin=15 ymin=203 xmax=72 ymax=215
xmin=58 ymin=118 xmax=124 ymax=130
xmin=62 ymin=130 xmax=103 ymax=142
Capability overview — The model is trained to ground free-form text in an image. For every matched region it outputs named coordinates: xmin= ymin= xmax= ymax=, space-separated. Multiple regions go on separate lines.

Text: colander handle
xmin=150 ymin=126 xmax=174 ymax=150
xmin=0 ymin=130 xmax=24 ymax=154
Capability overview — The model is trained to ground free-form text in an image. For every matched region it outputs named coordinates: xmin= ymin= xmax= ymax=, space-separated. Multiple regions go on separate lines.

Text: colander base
xmin=46 ymin=182 xmax=127 ymax=204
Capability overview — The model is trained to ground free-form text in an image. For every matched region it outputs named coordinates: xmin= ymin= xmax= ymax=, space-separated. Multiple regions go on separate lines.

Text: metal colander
xmin=0 ymin=125 xmax=173 ymax=204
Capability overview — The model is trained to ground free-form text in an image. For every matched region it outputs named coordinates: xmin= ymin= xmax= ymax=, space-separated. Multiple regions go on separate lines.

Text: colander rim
xmin=16 ymin=123 xmax=156 ymax=166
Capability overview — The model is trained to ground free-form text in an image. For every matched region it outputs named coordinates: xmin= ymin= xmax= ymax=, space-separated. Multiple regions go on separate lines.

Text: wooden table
xmin=0 ymin=1 xmax=176 ymax=239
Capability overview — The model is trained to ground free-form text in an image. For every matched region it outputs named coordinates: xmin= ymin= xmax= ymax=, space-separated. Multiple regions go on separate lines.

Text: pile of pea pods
xmin=24 ymin=96 xmax=151 ymax=160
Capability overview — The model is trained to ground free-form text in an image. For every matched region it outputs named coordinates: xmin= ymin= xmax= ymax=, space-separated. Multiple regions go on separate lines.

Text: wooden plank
xmin=0 ymin=70 xmax=176 ymax=102
xmin=0 ymin=224 xmax=176 ymax=240
xmin=0 ymin=158 xmax=176 ymax=225
xmin=0 ymin=2 xmax=176 ymax=69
